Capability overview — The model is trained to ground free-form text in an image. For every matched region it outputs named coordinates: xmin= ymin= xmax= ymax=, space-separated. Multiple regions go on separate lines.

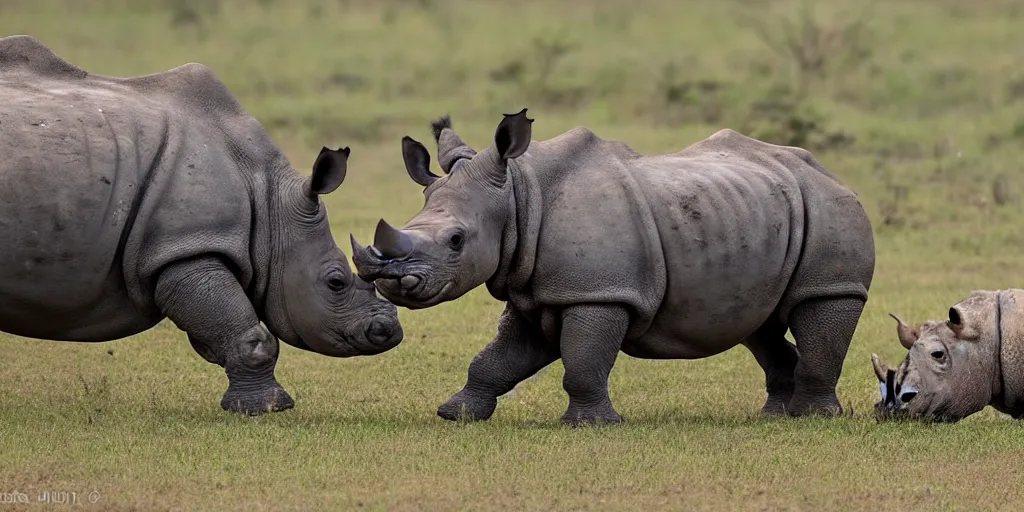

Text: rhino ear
xmin=494 ymin=108 xmax=533 ymax=161
xmin=402 ymin=136 xmax=440 ymax=187
xmin=309 ymin=146 xmax=349 ymax=196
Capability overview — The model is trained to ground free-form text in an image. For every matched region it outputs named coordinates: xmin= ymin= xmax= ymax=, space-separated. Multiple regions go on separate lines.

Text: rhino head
xmin=872 ymin=291 xmax=1007 ymax=422
xmin=349 ymin=109 xmax=533 ymax=309
xmin=263 ymin=146 xmax=403 ymax=357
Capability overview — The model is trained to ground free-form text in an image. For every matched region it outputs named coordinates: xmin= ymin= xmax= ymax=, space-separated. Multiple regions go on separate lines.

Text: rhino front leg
xmin=742 ymin=320 xmax=799 ymax=415
xmin=438 ymin=305 xmax=559 ymax=422
xmin=155 ymin=256 xmax=294 ymax=415
xmin=786 ymin=297 xmax=865 ymax=416
xmin=559 ymin=304 xmax=629 ymax=427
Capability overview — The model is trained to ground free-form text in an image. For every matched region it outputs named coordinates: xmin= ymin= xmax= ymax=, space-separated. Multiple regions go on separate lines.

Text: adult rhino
xmin=0 ymin=35 xmax=402 ymax=414
xmin=351 ymin=108 xmax=875 ymax=425
xmin=873 ymin=289 xmax=1024 ymax=422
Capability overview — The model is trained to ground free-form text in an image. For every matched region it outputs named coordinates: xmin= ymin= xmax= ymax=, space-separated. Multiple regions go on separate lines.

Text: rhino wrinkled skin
xmin=352 ymin=108 xmax=876 ymax=425
xmin=873 ymin=289 xmax=1024 ymax=422
xmin=0 ymin=36 xmax=402 ymax=414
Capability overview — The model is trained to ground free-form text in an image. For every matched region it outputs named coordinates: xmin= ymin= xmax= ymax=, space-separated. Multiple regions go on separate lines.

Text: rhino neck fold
xmin=486 ymin=157 xmax=541 ymax=310
xmin=250 ymin=165 xmax=297 ymax=336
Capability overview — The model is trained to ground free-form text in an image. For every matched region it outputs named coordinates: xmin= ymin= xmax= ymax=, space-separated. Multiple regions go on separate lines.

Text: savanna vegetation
xmin=2 ymin=0 xmax=1024 ymax=509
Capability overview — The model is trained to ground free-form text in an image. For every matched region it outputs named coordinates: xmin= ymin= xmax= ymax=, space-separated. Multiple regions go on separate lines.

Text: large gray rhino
xmin=0 ymin=35 xmax=403 ymax=414
xmin=351 ymin=108 xmax=876 ymax=425
xmin=873 ymin=289 xmax=1024 ymax=422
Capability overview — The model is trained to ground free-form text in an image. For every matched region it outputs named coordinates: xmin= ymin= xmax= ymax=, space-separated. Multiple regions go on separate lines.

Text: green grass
xmin=3 ymin=0 xmax=1024 ymax=509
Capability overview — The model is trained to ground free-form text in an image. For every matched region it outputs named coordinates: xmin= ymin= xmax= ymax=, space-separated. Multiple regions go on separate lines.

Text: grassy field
xmin=3 ymin=0 xmax=1024 ymax=509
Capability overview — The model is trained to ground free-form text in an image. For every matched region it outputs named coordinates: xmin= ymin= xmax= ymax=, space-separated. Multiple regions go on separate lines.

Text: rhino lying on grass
xmin=0 ymin=35 xmax=403 ymax=414
xmin=873 ymin=289 xmax=1024 ymax=422
xmin=351 ymin=108 xmax=875 ymax=425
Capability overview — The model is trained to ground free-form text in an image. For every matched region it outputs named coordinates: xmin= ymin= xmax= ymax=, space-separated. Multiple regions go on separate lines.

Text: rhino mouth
xmin=293 ymin=309 xmax=403 ymax=357
xmin=349 ymin=233 xmax=453 ymax=309
xmin=873 ymin=380 xmax=957 ymax=423
xmin=376 ymin=278 xmax=453 ymax=309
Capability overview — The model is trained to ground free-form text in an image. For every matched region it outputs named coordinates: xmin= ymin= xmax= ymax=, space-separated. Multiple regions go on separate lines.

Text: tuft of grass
xmin=3 ymin=0 xmax=1024 ymax=509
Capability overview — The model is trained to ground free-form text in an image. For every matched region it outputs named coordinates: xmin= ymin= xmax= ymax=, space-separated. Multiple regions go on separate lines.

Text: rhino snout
xmin=349 ymin=231 xmax=407 ymax=281
xmin=364 ymin=314 xmax=403 ymax=350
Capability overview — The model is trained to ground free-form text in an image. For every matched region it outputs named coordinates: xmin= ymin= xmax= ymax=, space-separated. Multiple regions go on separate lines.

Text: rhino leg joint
xmin=558 ymin=304 xmax=628 ymax=427
xmin=786 ymin=297 xmax=865 ymax=416
xmin=437 ymin=305 xmax=559 ymax=422
xmin=219 ymin=325 xmax=294 ymax=415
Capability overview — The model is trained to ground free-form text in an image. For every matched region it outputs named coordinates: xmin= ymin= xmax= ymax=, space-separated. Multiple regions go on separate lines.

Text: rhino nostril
xmin=901 ymin=391 xmax=918 ymax=403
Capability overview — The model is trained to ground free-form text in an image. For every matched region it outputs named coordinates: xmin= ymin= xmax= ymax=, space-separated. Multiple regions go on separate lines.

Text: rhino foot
xmin=437 ymin=389 xmax=497 ymax=422
xmin=760 ymin=396 xmax=792 ymax=416
xmin=786 ymin=395 xmax=842 ymax=417
xmin=561 ymin=401 xmax=623 ymax=427
xmin=220 ymin=383 xmax=295 ymax=415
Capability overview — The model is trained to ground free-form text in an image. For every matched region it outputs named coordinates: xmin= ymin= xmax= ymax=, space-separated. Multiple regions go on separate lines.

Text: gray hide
xmin=873 ymin=289 xmax=1024 ymax=422
xmin=352 ymin=109 xmax=875 ymax=425
xmin=0 ymin=36 xmax=402 ymax=414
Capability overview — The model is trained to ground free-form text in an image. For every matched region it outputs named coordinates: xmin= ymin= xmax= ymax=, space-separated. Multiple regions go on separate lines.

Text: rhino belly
xmin=0 ymin=97 xmax=159 ymax=341
xmin=622 ymin=162 xmax=799 ymax=359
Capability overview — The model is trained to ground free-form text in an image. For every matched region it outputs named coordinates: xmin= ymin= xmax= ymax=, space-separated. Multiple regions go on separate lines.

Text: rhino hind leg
xmin=786 ymin=296 xmax=865 ymax=417
xmin=558 ymin=304 xmax=629 ymax=427
xmin=155 ymin=257 xmax=294 ymax=415
xmin=437 ymin=305 xmax=559 ymax=422
xmin=742 ymin=321 xmax=799 ymax=415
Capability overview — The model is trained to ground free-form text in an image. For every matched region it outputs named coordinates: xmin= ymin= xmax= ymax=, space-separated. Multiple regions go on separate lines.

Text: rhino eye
xmin=327 ymin=274 xmax=347 ymax=292
xmin=931 ymin=350 xmax=946 ymax=361
xmin=448 ymin=231 xmax=465 ymax=251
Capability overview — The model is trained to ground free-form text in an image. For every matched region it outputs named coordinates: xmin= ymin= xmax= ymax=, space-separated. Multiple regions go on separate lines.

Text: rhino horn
xmin=349 ymin=233 xmax=369 ymax=258
xmin=372 ymin=219 xmax=414 ymax=260
xmin=889 ymin=313 xmax=919 ymax=349
xmin=871 ymin=353 xmax=888 ymax=382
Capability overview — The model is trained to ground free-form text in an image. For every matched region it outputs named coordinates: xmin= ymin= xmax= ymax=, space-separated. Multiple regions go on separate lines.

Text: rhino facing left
xmin=873 ymin=289 xmax=1024 ymax=423
xmin=0 ymin=35 xmax=403 ymax=414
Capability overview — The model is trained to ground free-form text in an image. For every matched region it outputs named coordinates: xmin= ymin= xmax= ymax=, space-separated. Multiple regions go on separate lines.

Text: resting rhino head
xmin=349 ymin=109 xmax=533 ymax=309
xmin=265 ymin=147 xmax=403 ymax=356
xmin=872 ymin=290 xmax=1014 ymax=422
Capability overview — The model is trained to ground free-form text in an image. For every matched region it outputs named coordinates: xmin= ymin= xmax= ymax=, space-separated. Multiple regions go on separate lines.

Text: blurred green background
xmin=3 ymin=0 xmax=1024 ymax=510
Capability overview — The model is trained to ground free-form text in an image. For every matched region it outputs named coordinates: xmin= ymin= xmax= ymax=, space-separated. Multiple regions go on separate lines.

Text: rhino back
xmin=518 ymin=128 xmax=872 ymax=358
xmin=0 ymin=36 xmax=269 ymax=341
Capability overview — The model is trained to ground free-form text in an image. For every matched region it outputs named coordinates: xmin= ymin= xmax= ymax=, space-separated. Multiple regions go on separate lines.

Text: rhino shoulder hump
xmin=124 ymin=62 xmax=247 ymax=119
xmin=564 ymin=126 xmax=599 ymax=141
xmin=708 ymin=128 xmax=745 ymax=141
xmin=0 ymin=35 xmax=88 ymax=80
